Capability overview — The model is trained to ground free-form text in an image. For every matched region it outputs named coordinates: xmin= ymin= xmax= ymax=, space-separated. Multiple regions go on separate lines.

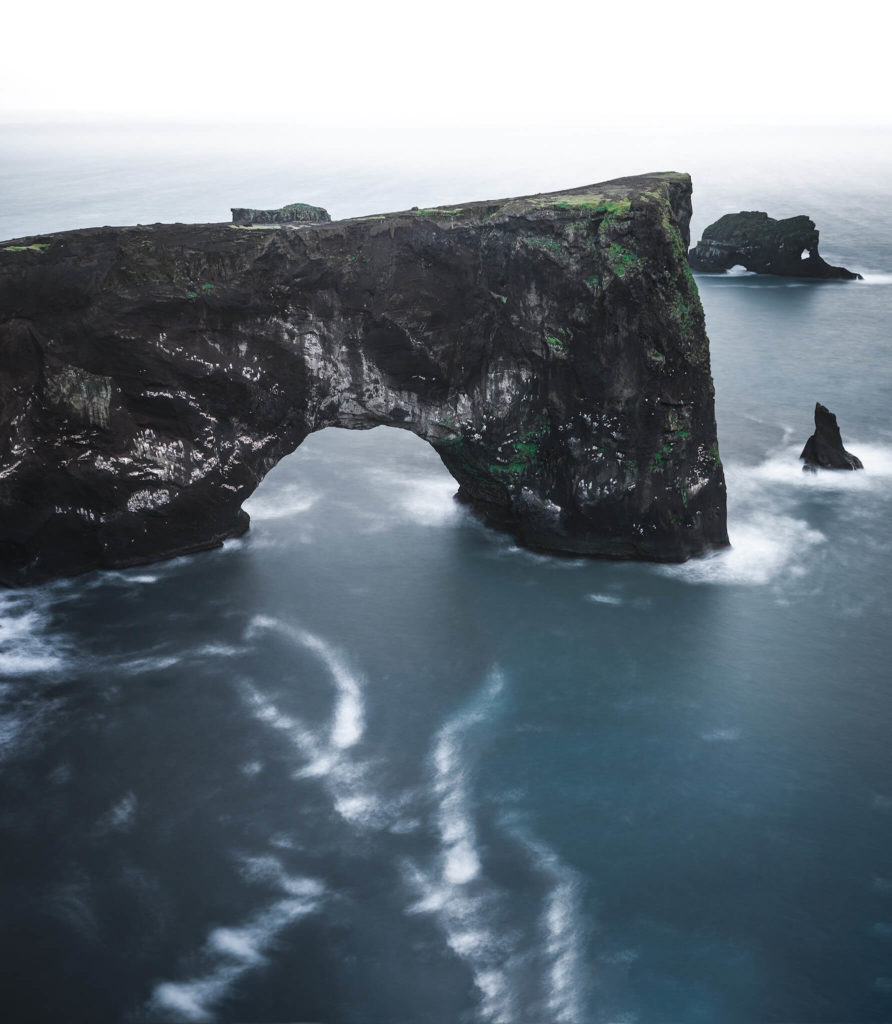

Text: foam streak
xmin=149 ymin=863 xmax=323 ymax=1023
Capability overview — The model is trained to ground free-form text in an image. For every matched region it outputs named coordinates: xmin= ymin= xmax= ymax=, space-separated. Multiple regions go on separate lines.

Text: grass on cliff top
xmin=545 ymin=195 xmax=632 ymax=214
xmin=3 ymin=243 xmax=50 ymax=252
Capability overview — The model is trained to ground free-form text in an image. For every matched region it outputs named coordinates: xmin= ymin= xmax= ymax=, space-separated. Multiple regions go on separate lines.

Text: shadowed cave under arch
xmin=0 ymin=172 xmax=728 ymax=585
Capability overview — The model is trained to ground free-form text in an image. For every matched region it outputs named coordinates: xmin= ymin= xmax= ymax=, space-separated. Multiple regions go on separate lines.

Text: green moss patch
xmin=606 ymin=242 xmax=644 ymax=277
xmin=489 ymin=423 xmax=549 ymax=477
xmin=526 ymin=236 xmax=564 ymax=255
xmin=3 ymin=243 xmax=50 ymax=253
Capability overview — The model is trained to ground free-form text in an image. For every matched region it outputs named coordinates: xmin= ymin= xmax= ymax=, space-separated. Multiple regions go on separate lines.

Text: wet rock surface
xmin=688 ymin=211 xmax=861 ymax=279
xmin=801 ymin=403 xmax=863 ymax=470
xmin=0 ymin=172 xmax=728 ymax=585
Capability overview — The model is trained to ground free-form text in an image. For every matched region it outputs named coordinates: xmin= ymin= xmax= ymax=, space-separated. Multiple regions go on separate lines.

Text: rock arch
xmin=0 ymin=173 xmax=728 ymax=585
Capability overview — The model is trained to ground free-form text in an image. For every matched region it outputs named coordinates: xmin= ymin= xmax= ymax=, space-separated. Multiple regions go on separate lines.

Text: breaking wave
xmin=658 ymin=442 xmax=892 ymax=587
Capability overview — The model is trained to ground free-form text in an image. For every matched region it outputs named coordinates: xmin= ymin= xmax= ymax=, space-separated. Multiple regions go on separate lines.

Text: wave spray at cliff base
xmin=660 ymin=441 xmax=892 ymax=587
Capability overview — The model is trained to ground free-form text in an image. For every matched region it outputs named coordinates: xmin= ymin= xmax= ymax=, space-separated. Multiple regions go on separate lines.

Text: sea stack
xmin=231 ymin=203 xmax=330 ymax=226
xmin=800 ymin=403 xmax=863 ymax=470
xmin=688 ymin=212 xmax=861 ymax=279
xmin=0 ymin=172 xmax=729 ymax=585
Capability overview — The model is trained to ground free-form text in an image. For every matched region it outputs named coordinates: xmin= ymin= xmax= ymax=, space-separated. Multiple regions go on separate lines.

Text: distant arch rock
xmin=689 ymin=211 xmax=861 ymax=279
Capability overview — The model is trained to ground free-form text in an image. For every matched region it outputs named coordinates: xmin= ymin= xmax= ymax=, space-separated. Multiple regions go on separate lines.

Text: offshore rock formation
xmin=0 ymin=172 xmax=728 ymax=586
xmin=688 ymin=212 xmax=862 ymax=279
xmin=801 ymin=403 xmax=863 ymax=470
xmin=231 ymin=203 xmax=330 ymax=226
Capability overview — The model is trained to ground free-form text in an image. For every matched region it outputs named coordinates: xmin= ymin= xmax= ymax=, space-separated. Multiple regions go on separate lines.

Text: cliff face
xmin=0 ymin=172 xmax=728 ymax=585
xmin=688 ymin=211 xmax=861 ymax=279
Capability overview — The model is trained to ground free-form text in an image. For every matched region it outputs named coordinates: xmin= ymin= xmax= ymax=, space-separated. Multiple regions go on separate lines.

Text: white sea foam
xmin=858 ymin=273 xmax=892 ymax=285
xmin=586 ymin=593 xmax=624 ymax=606
xmin=404 ymin=862 xmax=516 ymax=1023
xmin=243 ymin=484 xmax=320 ymax=521
xmin=238 ymin=855 xmax=325 ymax=899
xmin=397 ymin=475 xmax=461 ymax=526
xmin=748 ymin=443 xmax=892 ymax=491
xmin=121 ymin=654 xmax=182 ymax=674
xmin=86 ymin=570 xmax=161 ymax=589
xmin=149 ymin=863 xmax=324 ymax=1022
xmin=511 ymin=829 xmax=588 ymax=1024
xmin=94 ymin=791 xmax=138 ymax=834
xmin=246 ymin=616 xmax=365 ymax=750
xmin=196 ymin=643 xmax=243 ymax=658
xmin=300 ymin=632 xmax=364 ymax=750
xmin=0 ymin=594 xmax=67 ymax=677
xmin=403 ymin=668 xmax=520 ymax=1023
xmin=433 ymin=668 xmax=504 ymax=885
xmin=661 ymin=512 xmax=825 ymax=586
xmin=0 ymin=593 xmax=71 ymax=767
xmin=241 ymin=618 xmax=388 ymax=828
xmin=490 ymin=544 xmax=586 ymax=569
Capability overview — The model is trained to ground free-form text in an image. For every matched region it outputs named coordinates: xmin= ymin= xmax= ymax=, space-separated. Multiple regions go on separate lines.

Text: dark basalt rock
xmin=800 ymin=403 xmax=863 ymax=470
xmin=688 ymin=211 xmax=861 ymax=279
xmin=231 ymin=202 xmax=330 ymax=226
xmin=0 ymin=171 xmax=728 ymax=586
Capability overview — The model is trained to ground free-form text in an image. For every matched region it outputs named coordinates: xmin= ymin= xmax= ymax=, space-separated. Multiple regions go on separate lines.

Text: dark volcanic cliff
xmin=0 ymin=172 xmax=728 ymax=585
xmin=688 ymin=211 xmax=861 ymax=279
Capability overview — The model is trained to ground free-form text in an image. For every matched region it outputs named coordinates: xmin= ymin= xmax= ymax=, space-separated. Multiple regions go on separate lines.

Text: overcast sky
xmin=3 ymin=0 xmax=888 ymax=126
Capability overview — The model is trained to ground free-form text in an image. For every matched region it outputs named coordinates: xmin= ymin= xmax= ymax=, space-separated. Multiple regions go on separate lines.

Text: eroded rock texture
xmin=0 ymin=172 xmax=728 ymax=585
xmin=688 ymin=211 xmax=861 ymax=279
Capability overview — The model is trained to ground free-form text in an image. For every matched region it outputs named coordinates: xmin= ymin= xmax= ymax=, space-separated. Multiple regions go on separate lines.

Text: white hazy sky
xmin=3 ymin=0 xmax=888 ymax=126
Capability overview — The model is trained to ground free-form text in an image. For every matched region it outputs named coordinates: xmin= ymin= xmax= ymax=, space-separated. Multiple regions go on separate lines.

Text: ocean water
xmin=1 ymin=122 xmax=891 ymax=1023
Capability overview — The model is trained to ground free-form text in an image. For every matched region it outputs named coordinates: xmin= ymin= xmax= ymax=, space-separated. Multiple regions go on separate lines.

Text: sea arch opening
xmin=241 ymin=425 xmax=467 ymax=541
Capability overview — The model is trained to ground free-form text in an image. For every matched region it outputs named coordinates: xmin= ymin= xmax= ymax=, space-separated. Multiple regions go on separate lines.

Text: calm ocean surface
xmin=1 ymin=123 xmax=891 ymax=1023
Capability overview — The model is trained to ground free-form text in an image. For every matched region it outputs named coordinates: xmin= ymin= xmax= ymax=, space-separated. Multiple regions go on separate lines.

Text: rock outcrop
xmin=688 ymin=212 xmax=861 ymax=279
xmin=801 ymin=403 xmax=863 ymax=470
xmin=231 ymin=203 xmax=330 ymax=226
xmin=0 ymin=172 xmax=728 ymax=586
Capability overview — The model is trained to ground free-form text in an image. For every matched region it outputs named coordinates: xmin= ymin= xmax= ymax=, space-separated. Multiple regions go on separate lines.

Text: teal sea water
xmin=1 ymin=123 xmax=891 ymax=1023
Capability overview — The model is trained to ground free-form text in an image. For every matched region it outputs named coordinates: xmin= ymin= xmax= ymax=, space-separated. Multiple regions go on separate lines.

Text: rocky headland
xmin=0 ymin=172 xmax=728 ymax=586
xmin=688 ymin=211 xmax=861 ymax=279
